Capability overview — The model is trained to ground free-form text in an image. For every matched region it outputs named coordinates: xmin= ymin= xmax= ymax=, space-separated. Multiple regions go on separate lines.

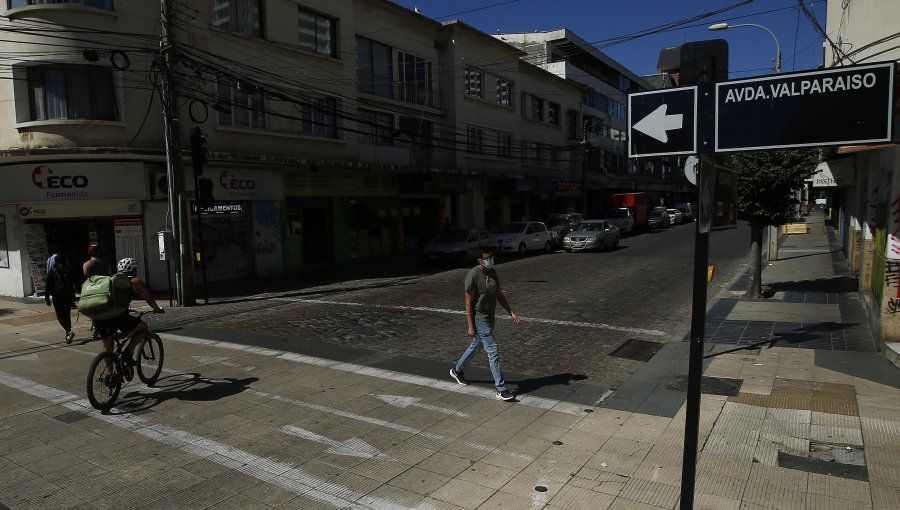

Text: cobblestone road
xmin=154 ymin=222 xmax=750 ymax=390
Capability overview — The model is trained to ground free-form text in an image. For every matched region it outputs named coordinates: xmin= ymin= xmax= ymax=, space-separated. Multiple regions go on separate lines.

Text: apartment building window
xmin=398 ymin=51 xmax=432 ymax=106
xmin=464 ymin=69 xmax=482 ymax=98
xmin=521 ymin=140 xmax=540 ymax=165
xmin=548 ymin=102 xmax=560 ymax=126
xmin=496 ymin=132 xmax=512 ymax=158
xmin=217 ymin=77 xmax=265 ymax=129
xmin=358 ymin=109 xmax=393 ymax=145
xmin=609 ymin=98 xmax=626 ymax=119
xmin=212 ymin=0 xmax=262 ymax=38
xmin=301 ymin=96 xmax=338 ymax=138
xmin=530 ymin=95 xmax=543 ymax=121
xmin=357 ymin=36 xmax=392 ymax=98
xmin=566 ymin=109 xmax=578 ymax=140
xmin=298 ymin=7 xmax=335 ymax=57
xmin=496 ymin=78 xmax=512 ymax=106
xmin=27 ymin=65 xmax=118 ymax=121
xmin=10 ymin=0 xmax=112 ymax=7
xmin=467 ymin=126 xmax=484 ymax=154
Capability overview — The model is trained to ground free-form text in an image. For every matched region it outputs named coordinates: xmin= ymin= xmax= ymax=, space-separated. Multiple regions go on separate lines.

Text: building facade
xmin=496 ymin=30 xmax=695 ymax=217
xmin=820 ymin=0 xmax=900 ymax=362
xmin=0 ymin=0 xmax=624 ymax=299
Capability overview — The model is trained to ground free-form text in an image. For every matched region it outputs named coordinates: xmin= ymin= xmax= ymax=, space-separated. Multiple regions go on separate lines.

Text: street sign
xmin=716 ymin=62 xmax=895 ymax=152
xmin=628 ymin=87 xmax=697 ymax=157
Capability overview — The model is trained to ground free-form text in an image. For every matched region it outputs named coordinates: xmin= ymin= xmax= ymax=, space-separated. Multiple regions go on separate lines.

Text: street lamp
xmin=708 ymin=22 xmax=782 ymax=73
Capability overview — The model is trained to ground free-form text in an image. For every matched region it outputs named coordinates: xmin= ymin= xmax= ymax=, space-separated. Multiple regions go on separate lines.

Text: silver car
xmin=563 ymin=219 xmax=620 ymax=252
xmin=424 ymin=227 xmax=497 ymax=266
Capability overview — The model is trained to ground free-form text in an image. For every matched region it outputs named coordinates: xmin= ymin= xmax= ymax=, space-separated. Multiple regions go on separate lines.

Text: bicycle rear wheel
xmin=137 ymin=333 xmax=164 ymax=385
xmin=86 ymin=351 xmax=121 ymax=410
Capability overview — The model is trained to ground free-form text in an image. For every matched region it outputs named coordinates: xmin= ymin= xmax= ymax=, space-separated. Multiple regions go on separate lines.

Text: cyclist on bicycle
xmin=95 ymin=258 xmax=163 ymax=364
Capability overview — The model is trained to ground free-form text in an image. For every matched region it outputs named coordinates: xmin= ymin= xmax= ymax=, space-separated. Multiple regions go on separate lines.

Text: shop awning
xmin=836 ymin=142 xmax=898 ymax=154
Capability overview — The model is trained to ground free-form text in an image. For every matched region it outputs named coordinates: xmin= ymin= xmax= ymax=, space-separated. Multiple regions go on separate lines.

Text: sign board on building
xmin=812 ymin=158 xmax=855 ymax=188
xmin=0 ymin=162 xmax=147 ymax=203
xmin=628 ymin=87 xmax=697 ymax=157
xmin=214 ymin=169 xmax=283 ymax=200
xmin=715 ymin=62 xmax=895 ymax=152
xmin=190 ymin=201 xmax=244 ymax=215
xmin=17 ymin=200 xmax=141 ymax=219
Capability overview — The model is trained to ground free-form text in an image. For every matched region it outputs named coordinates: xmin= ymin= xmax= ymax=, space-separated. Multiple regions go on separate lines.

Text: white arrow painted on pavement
xmin=280 ymin=425 xmax=390 ymax=459
xmin=633 ymin=103 xmax=683 ymax=143
xmin=375 ymin=394 xmax=470 ymax=418
xmin=191 ymin=355 xmax=255 ymax=372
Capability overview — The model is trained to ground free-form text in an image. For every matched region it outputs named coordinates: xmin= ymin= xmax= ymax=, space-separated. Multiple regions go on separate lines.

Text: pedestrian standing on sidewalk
xmin=45 ymin=254 xmax=77 ymax=344
xmin=83 ymin=244 xmax=111 ymax=339
xmin=83 ymin=244 xmax=111 ymax=278
xmin=450 ymin=247 xmax=520 ymax=401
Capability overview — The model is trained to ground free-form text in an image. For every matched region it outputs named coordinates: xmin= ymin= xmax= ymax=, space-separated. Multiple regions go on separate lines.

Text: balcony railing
xmin=358 ymin=143 xmax=452 ymax=170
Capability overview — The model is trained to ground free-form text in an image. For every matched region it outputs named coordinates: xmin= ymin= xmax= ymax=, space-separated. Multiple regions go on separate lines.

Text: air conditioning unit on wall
xmin=150 ymin=172 xmax=169 ymax=200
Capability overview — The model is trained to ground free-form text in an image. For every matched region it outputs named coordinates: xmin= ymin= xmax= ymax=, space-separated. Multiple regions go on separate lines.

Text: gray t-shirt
xmin=464 ymin=266 xmax=500 ymax=322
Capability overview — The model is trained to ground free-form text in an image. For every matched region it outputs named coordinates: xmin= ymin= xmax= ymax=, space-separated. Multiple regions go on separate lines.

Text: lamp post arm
xmin=731 ymin=22 xmax=782 ymax=73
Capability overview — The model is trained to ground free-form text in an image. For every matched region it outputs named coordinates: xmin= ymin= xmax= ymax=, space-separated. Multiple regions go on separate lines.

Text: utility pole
xmin=160 ymin=0 xmax=195 ymax=306
xmin=581 ymin=119 xmax=593 ymax=214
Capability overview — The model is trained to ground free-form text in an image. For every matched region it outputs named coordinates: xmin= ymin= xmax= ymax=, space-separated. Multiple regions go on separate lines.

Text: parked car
xmin=605 ymin=207 xmax=635 ymax=234
xmin=491 ymin=221 xmax=551 ymax=255
xmin=424 ymin=226 xmax=496 ymax=266
xmin=666 ymin=208 xmax=684 ymax=225
xmin=648 ymin=209 xmax=671 ymax=229
xmin=545 ymin=213 xmax=583 ymax=249
xmin=563 ymin=219 xmax=620 ymax=252
xmin=674 ymin=202 xmax=696 ymax=222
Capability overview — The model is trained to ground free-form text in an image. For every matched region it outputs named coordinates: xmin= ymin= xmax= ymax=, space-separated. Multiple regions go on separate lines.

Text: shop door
xmin=113 ymin=219 xmax=146 ymax=281
xmin=303 ymin=207 xmax=329 ymax=264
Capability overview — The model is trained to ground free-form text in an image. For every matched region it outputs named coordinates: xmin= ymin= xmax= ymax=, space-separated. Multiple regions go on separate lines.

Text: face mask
xmin=482 ymin=257 xmax=494 ymax=269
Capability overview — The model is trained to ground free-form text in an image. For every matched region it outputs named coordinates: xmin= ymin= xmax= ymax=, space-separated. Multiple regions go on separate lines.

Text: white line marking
xmin=275 ymin=297 xmax=666 ymax=336
xmin=163 ymin=333 xmax=589 ymax=416
xmin=191 ymin=355 xmax=255 ymax=372
xmin=593 ymin=389 xmax=615 ymax=407
xmin=20 ymin=337 xmax=534 ymax=461
xmin=280 ymin=426 xmax=390 ymax=459
xmin=0 ymin=370 xmax=422 ymax=510
xmin=374 ymin=394 xmax=470 ymax=418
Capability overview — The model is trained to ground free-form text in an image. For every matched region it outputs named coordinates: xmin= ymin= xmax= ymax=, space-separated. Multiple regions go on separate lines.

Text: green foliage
xmin=729 ymin=149 xmax=820 ymax=228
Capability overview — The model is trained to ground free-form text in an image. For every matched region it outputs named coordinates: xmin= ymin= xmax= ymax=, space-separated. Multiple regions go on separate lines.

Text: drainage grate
xmin=666 ymin=375 xmax=743 ymax=396
xmin=778 ymin=450 xmax=868 ymax=481
xmin=53 ymin=411 xmax=88 ymax=424
xmin=609 ymin=339 xmax=663 ymax=362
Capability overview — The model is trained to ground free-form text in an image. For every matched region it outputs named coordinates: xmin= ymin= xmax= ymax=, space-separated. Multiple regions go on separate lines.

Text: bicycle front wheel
xmin=137 ymin=333 xmax=164 ymax=385
xmin=86 ymin=351 xmax=121 ymax=411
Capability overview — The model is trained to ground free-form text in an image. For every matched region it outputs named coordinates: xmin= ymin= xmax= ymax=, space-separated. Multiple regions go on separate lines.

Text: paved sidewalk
xmin=1 ymin=213 xmax=899 ymax=509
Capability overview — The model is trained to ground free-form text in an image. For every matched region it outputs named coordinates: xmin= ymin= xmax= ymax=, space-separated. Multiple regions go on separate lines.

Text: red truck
xmin=606 ymin=192 xmax=648 ymax=234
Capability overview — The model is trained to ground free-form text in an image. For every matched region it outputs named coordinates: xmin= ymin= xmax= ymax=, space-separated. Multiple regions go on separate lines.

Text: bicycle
xmin=86 ymin=309 xmax=165 ymax=411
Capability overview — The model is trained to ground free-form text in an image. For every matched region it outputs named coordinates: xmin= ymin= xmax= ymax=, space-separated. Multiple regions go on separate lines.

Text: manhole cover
xmin=53 ymin=411 xmax=88 ymax=424
xmin=778 ymin=451 xmax=868 ymax=481
xmin=609 ymin=339 xmax=662 ymax=362
xmin=666 ymin=375 xmax=743 ymax=396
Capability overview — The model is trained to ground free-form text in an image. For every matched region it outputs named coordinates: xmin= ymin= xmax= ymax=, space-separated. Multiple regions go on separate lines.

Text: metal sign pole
xmin=680 ymin=156 xmax=713 ymax=509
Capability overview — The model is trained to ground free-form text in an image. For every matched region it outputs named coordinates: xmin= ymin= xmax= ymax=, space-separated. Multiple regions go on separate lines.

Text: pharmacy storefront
xmin=190 ymin=168 xmax=283 ymax=283
xmin=0 ymin=162 xmax=148 ymax=297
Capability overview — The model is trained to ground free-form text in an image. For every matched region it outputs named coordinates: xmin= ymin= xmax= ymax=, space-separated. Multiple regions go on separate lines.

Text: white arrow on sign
xmin=633 ymin=104 xmax=683 ymax=143
xmin=374 ymin=394 xmax=470 ymax=418
xmin=280 ymin=425 xmax=390 ymax=459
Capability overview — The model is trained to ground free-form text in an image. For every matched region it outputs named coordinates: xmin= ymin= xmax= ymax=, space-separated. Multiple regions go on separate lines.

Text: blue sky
xmin=392 ymin=0 xmax=828 ymax=79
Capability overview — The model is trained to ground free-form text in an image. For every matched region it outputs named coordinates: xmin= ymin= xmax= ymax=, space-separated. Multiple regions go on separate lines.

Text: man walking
xmin=45 ymin=254 xmax=77 ymax=344
xmin=450 ymin=247 xmax=520 ymax=401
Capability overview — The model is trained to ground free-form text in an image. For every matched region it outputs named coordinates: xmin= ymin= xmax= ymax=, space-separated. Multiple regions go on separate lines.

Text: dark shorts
xmin=94 ymin=312 xmax=141 ymax=338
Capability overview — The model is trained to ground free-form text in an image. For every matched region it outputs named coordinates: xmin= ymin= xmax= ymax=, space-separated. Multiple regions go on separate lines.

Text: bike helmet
xmin=117 ymin=257 xmax=138 ymax=276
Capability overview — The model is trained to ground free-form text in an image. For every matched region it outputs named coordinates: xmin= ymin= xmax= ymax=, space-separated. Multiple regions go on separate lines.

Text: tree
xmin=729 ymin=149 xmax=820 ymax=299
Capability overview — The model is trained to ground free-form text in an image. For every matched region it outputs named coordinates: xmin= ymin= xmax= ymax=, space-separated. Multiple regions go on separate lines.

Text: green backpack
xmin=77 ymin=273 xmax=133 ymax=320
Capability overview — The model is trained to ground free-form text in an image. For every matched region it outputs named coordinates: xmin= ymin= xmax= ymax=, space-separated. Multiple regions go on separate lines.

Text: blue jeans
xmin=455 ymin=320 xmax=507 ymax=392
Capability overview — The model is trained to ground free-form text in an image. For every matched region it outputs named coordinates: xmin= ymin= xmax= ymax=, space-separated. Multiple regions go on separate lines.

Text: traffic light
xmin=198 ymin=177 xmax=215 ymax=209
xmin=190 ymin=127 xmax=208 ymax=175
